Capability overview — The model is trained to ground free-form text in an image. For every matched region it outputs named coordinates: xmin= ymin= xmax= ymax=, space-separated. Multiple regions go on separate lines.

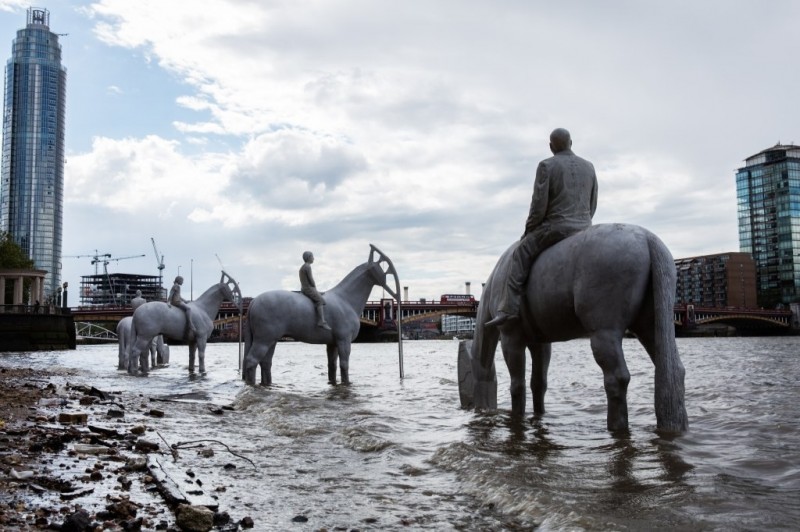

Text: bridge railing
xmin=1 ymin=304 xmax=71 ymax=315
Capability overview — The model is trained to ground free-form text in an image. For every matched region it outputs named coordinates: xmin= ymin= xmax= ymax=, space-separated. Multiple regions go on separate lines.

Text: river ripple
xmin=2 ymin=336 xmax=798 ymax=530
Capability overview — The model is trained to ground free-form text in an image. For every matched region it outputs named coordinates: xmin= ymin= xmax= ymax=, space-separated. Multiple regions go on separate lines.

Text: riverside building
xmin=674 ymin=252 xmax=757 ymax=308
xmin=0 ymin=8 xmax=67 ymax=298
xmin=736 ymin=144 xmax=800 ymax=306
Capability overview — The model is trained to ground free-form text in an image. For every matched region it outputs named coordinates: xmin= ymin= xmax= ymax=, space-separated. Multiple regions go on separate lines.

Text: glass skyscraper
xmin=736 ymin=144 xmax=800 ymax=306
xmin=0 ymin=8 xmax=66 ymax=298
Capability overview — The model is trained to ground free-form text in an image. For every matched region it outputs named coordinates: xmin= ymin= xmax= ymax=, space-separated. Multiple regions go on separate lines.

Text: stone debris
xmin=176 ymin=503 xmax=214 ymax=532
xmin=0 ymin=367 xmax=255 ymax=531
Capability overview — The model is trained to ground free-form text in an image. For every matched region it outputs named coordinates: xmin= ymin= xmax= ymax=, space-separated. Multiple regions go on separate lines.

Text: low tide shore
xmin=0 ymin=365 xmax=252 ymax=531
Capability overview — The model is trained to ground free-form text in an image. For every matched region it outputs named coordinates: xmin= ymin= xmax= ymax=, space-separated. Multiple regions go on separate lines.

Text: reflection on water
xmin=2 ymin=337 xmax=799 ymax=530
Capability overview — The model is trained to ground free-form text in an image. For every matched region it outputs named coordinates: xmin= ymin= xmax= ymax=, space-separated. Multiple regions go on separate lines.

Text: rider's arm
xmin=524 ymin=161 xmax=549 ymax=235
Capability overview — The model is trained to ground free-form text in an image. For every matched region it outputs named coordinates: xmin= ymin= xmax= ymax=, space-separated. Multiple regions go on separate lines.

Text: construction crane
xmin=90 ymin=254 xmax=146 ymax=306
xmin=93 ymin=254 xmax=147 ymax=276
xmin=151 ymin=238 xmax=165 ymax=289
xmin=65 ymin=252 xmax=111 ymax=275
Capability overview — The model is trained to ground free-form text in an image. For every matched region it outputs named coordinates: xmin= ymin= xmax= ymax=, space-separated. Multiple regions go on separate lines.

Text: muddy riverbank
xmin=0 ymin=366 xmax=251 ymax=531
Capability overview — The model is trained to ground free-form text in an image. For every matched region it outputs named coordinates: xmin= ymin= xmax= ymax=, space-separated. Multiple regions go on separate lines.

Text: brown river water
xmin=2 ymin=336 xmax=798 ymax=530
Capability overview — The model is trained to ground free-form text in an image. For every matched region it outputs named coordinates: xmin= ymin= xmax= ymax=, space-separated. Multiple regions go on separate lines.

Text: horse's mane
xmin=328 ymin=261 xmax=369 ymax=293
xmin=196 ymin=282 xmax=223 ymax=300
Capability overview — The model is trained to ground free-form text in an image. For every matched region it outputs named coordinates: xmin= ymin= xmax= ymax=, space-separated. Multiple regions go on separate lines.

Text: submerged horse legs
xmin=188 ymin=342 xmax=197 ymax=373
xmin=529 ymin=342 xmax=552 ymax=415
xmin=336 ymin=340 xmax=352 ymax=385
xmin=324 ymin=340 xmax=351 ymax=385
xmin=326 ymin=344 xmax=338 ymax=384
xmin=500 ymin=332 xmax=528 ymax=416
xmin=242 ymin=339 xmax=274 ymax=385
xmin=590 ymin=330 xmax=631 ymax=431
xmin=259 ymin=343 xmax=276 ymax=385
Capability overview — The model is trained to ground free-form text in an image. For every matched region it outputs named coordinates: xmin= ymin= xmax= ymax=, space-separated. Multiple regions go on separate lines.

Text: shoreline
xmin=0 ymin=364 xmax=249 ymax=531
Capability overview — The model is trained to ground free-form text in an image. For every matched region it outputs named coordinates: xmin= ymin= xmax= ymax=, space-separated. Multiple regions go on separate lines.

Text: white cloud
xmin=54 ymin=0 xmax=800 ymax=300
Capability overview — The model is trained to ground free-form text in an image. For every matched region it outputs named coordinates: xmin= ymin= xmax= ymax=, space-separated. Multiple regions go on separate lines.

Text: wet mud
xmin=0 ymin=366 xmax=249 ymax=531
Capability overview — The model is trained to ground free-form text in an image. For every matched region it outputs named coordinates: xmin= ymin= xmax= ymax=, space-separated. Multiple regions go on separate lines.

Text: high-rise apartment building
xmin=736 ymin=144 xmax=800 ymax=306
xmin=674 ymin=252 xmax=757 ymax=308
xmin=0 ymin=7 xmax=66 ymax=298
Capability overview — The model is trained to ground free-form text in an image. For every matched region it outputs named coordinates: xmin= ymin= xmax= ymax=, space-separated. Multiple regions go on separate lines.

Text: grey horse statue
xmin=460 ymin=223 xmax=688 ymax=433
xmin=242 ymin=244 xmax=401 ymax=386
xmin=116 ymin=318 xmax=167 ymax=370
xmin=129 ymin=271 xmax=242 ymax=375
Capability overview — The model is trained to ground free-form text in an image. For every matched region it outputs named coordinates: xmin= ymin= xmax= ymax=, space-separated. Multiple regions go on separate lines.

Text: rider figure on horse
xmin=168 ymin=275 xmax=197 ymax=337
xmin=487 ymin=128 xmax=598 ymax=328
xmin=131 ymin=289 xmax=146 ymax=311
xmin=300 ymin=251 xmax=332 ymax=330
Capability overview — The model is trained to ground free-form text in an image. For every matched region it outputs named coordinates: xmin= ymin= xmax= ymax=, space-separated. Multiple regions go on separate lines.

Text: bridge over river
xmin=72 ymin=298 xmax=797 ymax=342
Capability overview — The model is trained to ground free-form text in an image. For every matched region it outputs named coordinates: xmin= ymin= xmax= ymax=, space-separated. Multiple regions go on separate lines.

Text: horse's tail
xmin=647 ymin=231 xmax=688 ymax=432
xmin=243 ymin=312 xmax=252 ymax=355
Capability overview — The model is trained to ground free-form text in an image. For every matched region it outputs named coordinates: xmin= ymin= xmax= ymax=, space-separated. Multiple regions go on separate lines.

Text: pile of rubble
xmin=0 ymin=367 xmax=254 ymax=531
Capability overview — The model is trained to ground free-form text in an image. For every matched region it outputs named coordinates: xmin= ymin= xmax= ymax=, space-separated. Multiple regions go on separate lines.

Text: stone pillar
xmin=14 ymin=276 xmax=24 ymax=305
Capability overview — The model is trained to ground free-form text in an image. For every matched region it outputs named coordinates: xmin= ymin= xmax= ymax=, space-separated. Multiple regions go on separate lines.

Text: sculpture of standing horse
xmin=117 ymin=317 xmax=168 ymax=370
xmin=460 ymin=223 xmax=688 ymax=433
xmin=129 ymin=271 xmax=242 ymax=375
xmin=242 ymin=245 xmax=401 ymax=386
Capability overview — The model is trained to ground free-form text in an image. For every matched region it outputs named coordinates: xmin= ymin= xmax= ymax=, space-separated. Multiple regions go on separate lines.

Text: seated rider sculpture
xmin=487 ymin=128 xmax=598 ymax=328
xmin=167 ymin=275 xmax=196 ymax=337
xmin=131 ymin=289 xmax=146 ymax=311
xmin=300 ymin=251 xmax=332 ymax=330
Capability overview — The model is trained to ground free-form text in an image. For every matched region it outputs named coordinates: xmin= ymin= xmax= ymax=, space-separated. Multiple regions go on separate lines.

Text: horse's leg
xmin=188 ymin=341 xmax=197 ymax=373
xmin=128 ymin=336 xmax=148 ymax=375
xmin=242 ymin=336 xmax=268 ymax=385
xmin=134 ymin=340 xmax=150 ymax=375
xmin=590 ymin=329 xmax=631 ymax=432
xmin=326 ymin=344 xmax=338 ymax=384
xmin=258 ymin=342 xmax=276 ymax=386
xmin=197 ymin=338 xmax=207 ymax=373
xmin=118 ymin=332 xmax=126 ymax=370
xmin=149 ymin=338 xmax=157 ymax=367
xmin=500 ymin=332 xmax=528 ymax=417
xmin=530 ymin=341 xmax=551 ymax=416
xmin=338 ymin=340 xmax=352 ymax=384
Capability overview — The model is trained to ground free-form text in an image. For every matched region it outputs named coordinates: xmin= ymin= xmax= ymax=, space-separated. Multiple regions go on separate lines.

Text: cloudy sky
xmin=1 ymin=0 xmax=798 ymax=302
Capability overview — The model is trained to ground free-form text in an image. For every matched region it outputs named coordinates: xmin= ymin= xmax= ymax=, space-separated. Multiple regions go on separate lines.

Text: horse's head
xmin=219 ymin=271 xmax=243 ymax=313
xmin=367 ymin=244 xmax=401 ymax=300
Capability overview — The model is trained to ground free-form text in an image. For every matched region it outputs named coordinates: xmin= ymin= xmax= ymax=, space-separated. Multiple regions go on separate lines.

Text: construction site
xmin=67 ymin=238 xmax=167 ymax=308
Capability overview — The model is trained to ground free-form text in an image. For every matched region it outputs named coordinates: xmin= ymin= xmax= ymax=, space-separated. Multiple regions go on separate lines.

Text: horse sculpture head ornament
xmin=368 ymin=244 xmax=405 ymax=378
xmin=242 ymin=244 xmax=403 ymax=385
xmin=220 ymin=270 xmax=243 ymax=314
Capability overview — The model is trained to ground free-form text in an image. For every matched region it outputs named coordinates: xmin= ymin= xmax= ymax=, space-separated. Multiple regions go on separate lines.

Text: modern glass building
xmin=736 ymin=144 xmax=800 ymax=306
xmin=0 ymin=7 xmax=66 ymax=298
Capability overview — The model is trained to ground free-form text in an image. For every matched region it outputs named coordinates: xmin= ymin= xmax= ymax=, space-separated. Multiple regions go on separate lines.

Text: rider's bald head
xmin=302 ymin=251 xmax=313 ymax=262
xmin=549 ymin=128 xmax=572 ymax=154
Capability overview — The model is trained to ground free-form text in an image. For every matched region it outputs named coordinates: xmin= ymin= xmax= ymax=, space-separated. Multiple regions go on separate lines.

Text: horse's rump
xmin=523 ymin=223 xmax=656 ymax=341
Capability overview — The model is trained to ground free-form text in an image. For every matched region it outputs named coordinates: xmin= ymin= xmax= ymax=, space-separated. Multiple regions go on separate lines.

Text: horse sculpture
xmin=117 ymin=318 xmax=168 ymax=370
xmin=129 ymin=271 xmax=242 ymax=375
xmin=242 ymin=244 xmax=401 ymax=386
xmin=460 ymin=223 xmax=688 ymax=433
